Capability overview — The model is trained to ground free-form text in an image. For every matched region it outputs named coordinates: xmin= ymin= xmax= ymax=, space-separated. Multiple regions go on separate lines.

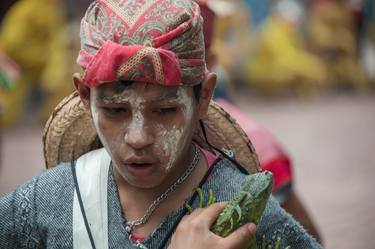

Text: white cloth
xmin=73 ymin=148 xmax=111 ymax=249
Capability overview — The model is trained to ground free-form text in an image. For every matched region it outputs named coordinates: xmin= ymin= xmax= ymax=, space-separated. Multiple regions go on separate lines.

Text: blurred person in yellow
xmin=0 ymin=0 xmax=75 ymax=127
xmin=244 ymin=0 xmax=327 ymax=96
xmin=39 ymin=22 xmax=82 ymax=122
xmin=208 ymin=0 xmax=253 ymax=86
xmin=307 ymin=0 xmax=368 ymax=90
xmin=39 ymin=0 xmax=92 ymax=121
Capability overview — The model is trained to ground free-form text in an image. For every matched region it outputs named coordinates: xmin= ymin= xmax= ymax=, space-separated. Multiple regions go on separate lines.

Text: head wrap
xmin=77 ymin=0 xmax=206 ymax=88
xmin=197 ymin=0 xmax=216 ymax=50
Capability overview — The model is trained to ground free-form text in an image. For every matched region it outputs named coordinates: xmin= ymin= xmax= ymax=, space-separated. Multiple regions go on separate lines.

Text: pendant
xmin=125 ymin=223 xmax=133 ymax=233
xmin=126 ymin=225 xmax=148 ymax=249
xmin=134 ymin=241 xmax=148 ymax=249
xmin=135 ymin=242 xmax=148 ymax=249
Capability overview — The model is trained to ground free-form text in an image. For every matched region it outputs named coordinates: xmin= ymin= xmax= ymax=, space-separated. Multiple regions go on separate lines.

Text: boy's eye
xmin=102 ymin=107 xmax=128 ymax=115
xmin=154 ymin=107 xmax=177 ymax=115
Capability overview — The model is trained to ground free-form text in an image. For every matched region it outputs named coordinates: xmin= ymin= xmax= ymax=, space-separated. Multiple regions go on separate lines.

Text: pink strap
xmin=201 ymin=148 xmax=217 ymax=168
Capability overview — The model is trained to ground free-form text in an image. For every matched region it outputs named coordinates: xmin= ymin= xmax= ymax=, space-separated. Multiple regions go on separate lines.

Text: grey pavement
xmin=1 ymin=92 xmax=375 ymax=249
xmin=236 ymin=92 xmax=375 ymax=249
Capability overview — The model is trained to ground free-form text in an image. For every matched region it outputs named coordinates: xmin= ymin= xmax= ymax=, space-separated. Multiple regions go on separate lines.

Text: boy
xmin=0 ymin=1 xmax=322 ymax=248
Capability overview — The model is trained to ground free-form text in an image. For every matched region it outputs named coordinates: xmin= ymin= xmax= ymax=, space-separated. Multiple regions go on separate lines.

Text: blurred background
xmin=0 ymin=0 xmax=374 ymax=248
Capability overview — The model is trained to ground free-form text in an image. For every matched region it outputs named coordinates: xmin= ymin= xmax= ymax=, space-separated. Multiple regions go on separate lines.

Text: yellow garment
xmin=307 ymin=2 xmax=368 ymax=89
xmin=308 ymin=2 xmax=355 ymax=54
xmin=0 ymin=0 xmax=64 ymax=81
xmin=245 ymin=17 xmax=326 ymax=96
xmin=39 ymin=24 xmax=79 ymax=121
xmin=211 ymin=1 xmax=253 ymax=76
xmin=0 ymin=0 xmax=65 ymax=127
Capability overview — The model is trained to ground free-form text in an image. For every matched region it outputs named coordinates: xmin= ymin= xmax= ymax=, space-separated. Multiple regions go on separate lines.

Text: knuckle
xmin=175 ymin=222 xmax=189 ymax=234
xmin=176 ymin=222 xmax=188 ymax=232
xmin=174 ymin=226 xmax=185 ymax=236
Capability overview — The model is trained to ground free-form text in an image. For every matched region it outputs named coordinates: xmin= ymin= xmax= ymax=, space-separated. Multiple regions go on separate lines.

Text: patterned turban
xmin=197 ymin=0 xmax=216 ymax=50
xmin=77 ymin=0 xmax=206 ymax=88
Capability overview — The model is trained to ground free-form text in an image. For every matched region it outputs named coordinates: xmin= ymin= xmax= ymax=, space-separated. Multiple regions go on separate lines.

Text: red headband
xmin=82 ymin=40 xmax=182 ymax=87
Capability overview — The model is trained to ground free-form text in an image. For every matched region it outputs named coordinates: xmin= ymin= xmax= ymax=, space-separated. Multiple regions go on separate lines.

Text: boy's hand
xmin=168 ymin=202 xmax=257 ymax=249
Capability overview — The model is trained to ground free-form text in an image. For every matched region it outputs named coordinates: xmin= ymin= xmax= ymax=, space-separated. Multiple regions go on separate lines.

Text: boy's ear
xmin=197 ymin=71 xmax=216 ymax=119
xmin=73 ymin=73 xmax=90 ymax=110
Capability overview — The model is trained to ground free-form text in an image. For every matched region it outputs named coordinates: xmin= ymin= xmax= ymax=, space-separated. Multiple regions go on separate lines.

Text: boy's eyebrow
xmin=97 ymin=93 xmax=130 ymax=104
xmin=150 ymin=89 xmax=179 ymax=101
xmin=97 ymin=88 xmax=179 ymax=104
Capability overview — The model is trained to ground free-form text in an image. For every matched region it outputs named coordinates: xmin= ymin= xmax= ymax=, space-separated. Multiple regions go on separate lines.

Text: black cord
xmin=157 ymin=157 xmax=219 ymax=249
xmin=199 ymin=120 xmax=249 ymax=175
xmin=71 ymin=160 xmax=97 ymax=249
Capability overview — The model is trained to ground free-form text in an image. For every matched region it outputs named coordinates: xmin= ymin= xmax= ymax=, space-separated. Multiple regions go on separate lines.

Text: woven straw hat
xmin=43 ymin=91 xmax=260 ymax=173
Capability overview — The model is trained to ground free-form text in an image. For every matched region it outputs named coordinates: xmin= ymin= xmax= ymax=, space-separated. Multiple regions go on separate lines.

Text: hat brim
xmin=43 ymin=92 xmax=259 ymax=173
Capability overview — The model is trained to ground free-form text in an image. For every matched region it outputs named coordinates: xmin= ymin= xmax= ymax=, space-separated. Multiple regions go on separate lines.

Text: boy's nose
xmin=124 ymin=122 xmax=153 ymax=150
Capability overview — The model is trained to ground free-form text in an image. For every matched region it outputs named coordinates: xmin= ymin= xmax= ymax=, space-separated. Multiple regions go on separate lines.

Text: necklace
xmin=125 ymin=143 xmax=201 ymax=234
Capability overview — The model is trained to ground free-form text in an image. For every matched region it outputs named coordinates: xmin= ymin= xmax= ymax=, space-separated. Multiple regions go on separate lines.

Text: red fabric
xmin=82 ymin=40 xmax=182 ymax=87
xmin=130 ymin=233 xmax=145 ymax=243
xmin=261 ymin=157 xmax=291 ymax=191
xmin=215 ymin=99 xmax=293 ymax=192
xmin=197 ymin=0 xmax=216 ymax=50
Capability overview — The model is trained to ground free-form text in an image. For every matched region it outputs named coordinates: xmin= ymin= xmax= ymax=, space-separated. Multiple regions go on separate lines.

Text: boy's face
xmin=89 ymin=81 xmax=201 ymax=188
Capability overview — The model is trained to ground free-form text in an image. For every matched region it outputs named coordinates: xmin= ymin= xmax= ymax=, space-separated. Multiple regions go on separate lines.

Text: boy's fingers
xmin=222 ymin=223 xmax=257 ymax=249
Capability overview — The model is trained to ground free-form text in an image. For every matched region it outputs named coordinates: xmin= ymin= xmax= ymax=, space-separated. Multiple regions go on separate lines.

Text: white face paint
xmin=92 ymin=88 xmax=148 ymax=155
xmin=91 ymin=98 xmax=113 ymax=157
xmin=155 ymin=87 xmax=195 ymax=172
xmin=123 ymin=94 xmax=146 ymax=144
xmin=177 ymin=87 xmax=195 ymax=123
xmin=91 ymin=83 xmax=198 ymax=188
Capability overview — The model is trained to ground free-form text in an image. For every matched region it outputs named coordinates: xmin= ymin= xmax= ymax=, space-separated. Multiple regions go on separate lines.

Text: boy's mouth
xmin=123 ymin=157 xmax=156 ymax=176
xmin=125 ymin=163 xmax=155 ymax=176
xmin=126 ymin=162 xmax=153 ymax=167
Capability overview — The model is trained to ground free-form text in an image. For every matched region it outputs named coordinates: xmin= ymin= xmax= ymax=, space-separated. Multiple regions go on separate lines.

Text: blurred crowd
xmin=0 ymin=0 xmax=375 ymax=128
xmin=211 ymin=0 xmax=375 ymax=98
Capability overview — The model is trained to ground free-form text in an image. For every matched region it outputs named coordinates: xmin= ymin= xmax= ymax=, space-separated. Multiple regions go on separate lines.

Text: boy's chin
xmin=120 ymin=171 xmax=167 ymax=189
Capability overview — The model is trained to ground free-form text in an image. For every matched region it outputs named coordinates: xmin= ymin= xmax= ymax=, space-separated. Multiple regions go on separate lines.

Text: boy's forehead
xmin=95 ymin=82 xmax=183 ymax=103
